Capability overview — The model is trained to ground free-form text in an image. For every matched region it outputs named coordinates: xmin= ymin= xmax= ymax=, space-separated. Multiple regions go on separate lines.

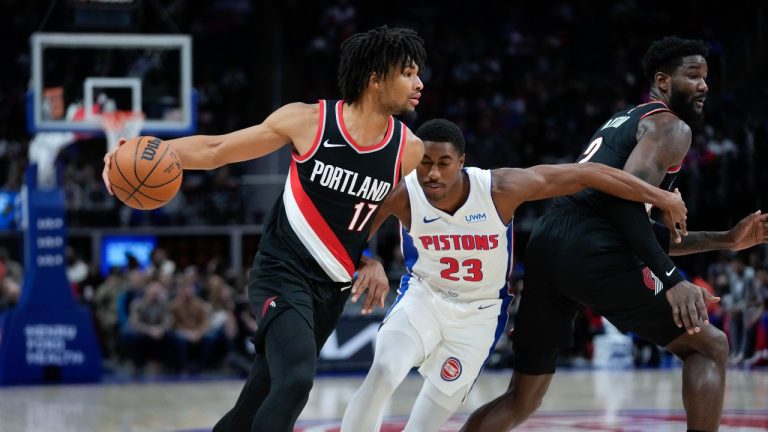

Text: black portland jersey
xmin=264 ymin=100 xmax=407 ymax=283
xmin=553 ymin=100 xmax=681 ymax=210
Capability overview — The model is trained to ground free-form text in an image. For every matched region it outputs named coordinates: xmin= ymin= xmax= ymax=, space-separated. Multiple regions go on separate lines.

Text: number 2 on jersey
xmin=348 ymin=202 xmax=378 ymax=231
xmin=579 ymin=136 xmax=603 ymax=163
xmin=440 ymin=257 xmax=483 ymax=282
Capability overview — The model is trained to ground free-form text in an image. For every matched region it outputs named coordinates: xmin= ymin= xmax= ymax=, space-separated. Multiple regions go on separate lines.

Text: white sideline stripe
xmin=282 ymin=176 xmax=351 ymax=283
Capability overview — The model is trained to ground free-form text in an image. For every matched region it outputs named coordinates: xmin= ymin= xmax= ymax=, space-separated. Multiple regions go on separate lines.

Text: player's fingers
xmin=758 ymin=211 xmax=768 ymax=241
xmin=679 ymin=216 xmax=688 ymax=236
xmin=118 ymin=138 xmax=128 ymax=146
xmin=678 ymin=302 xmax=694 ymax=333
xmin=695 ymin=299 xmax=709 ymax=325
xmin=101 ymin=164 xmax=114 ymax=195
xmin=378 ymin=285 xmax=389 ymax=308
xmin=374 ymin=283 xmax=389 ymax=309
xmin=671 ymin=304 xmax=683 ymax=329
xmin=670 ymin=225 xmax=682 ymax=244
xmin=684 ymin=302 xmax=699 ymax=334
xmin=702 ymin=290 xmax=721 ymax=304
xmin=361 ymin=285 xmax=378 ymax=315
xmin=351 ymin=275 xmax=367 ymax=302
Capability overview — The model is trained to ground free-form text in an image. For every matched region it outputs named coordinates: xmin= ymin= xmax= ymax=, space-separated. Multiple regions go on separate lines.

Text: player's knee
xmin=279 ymin=372 xmax=315 ymax=399
xmin=702 ymin=327 xmax=729 ymax=365
xmin=369 ymin=358 xmax=404 ymax=389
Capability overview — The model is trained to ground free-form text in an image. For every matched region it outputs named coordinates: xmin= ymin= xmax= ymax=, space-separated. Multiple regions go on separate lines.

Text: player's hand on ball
xmin=102 ymin=137 xmax=128 ymax=195
xmin=351 ymin=257 xmax=389 ymax=315
xmin=659 ymin=188 xmax=688 ymax=243
xmin=106 ymin=136 xmax=183 ymax=210
xmin=666 ymin=280 xmax=719 ymax=335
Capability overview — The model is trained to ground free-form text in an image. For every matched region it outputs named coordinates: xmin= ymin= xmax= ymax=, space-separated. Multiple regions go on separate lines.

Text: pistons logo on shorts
xmin=440 ymin=357 xmax=462 ymax=381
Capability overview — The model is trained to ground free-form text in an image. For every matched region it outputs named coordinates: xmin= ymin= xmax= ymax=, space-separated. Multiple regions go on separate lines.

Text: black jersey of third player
xmin=553 ymin=100 xmax=680 ymax=211
xmin=261 ymin=99 xmax=407 ymax=283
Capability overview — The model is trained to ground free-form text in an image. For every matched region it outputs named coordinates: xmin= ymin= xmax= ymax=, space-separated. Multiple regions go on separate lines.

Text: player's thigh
xmin=382 ymin=289 xmax=442 ymax=355
xmin=589 ymin=267 xmax=686 ymax=347
xmin=419 ymin=317 xmax=497 ymax=402
xmin=312 ymin=285 xmax=351 ymax=350
xmin=513 ymin=277 xmax=580 ymax=350
xmin=263 ymin=307 xmax=317 ymax=374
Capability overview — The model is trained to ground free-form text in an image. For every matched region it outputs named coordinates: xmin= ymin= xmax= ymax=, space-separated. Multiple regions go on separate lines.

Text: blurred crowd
xmin=1 ymin=246 xmax=260 ymax=376
xmin=1 ymin=242 xmax=768 ymax=374
xmin=1 ymin=0 xmax=767 ymax=373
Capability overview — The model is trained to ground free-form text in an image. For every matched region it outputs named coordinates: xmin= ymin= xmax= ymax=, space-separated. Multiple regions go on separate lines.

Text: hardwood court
xmin=0 ymin=369 xmax=766 ymax=431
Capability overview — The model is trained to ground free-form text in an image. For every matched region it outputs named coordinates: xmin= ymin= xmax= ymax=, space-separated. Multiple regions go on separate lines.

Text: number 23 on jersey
xmin=440 ymin=257 xmax=483 ymax=282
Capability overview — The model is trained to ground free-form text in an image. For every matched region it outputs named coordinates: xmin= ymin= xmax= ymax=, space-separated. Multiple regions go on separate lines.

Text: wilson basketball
xmin=108 ymin=136 xmax=183 ymax=210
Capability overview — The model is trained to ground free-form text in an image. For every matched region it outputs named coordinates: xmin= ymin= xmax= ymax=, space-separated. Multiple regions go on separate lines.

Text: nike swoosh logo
xmin=322 ymin=139 xmax=346 ymax=148
xmin=665 ymin=266 xmax=676 ymax=277
xmin=478 ymin=304 xmax=495 ymax=310
xmin=423 ymin=216 xmax=440 ymax=223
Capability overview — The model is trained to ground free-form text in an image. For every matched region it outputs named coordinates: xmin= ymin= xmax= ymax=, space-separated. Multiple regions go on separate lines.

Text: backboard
xmin=28 ymin=32 xmax=196 ymax=136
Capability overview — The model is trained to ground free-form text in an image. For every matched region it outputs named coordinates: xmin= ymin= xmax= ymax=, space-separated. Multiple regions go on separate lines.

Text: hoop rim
xmin=100 ymin=110 xmax=145 ymax=130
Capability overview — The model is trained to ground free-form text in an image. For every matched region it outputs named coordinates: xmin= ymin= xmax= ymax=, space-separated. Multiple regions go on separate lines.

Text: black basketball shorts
xmin=247 ymin=251 xmax=350 ymax=355
xmin=512 ymin=211 xmax=685 ymax=374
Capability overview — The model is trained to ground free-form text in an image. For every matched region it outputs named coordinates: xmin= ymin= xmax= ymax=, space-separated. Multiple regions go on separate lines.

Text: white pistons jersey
xmin=400 ymin=167 xmax=514 ymax=303
xmin=384 ymin=167 xmax=515 ymax=399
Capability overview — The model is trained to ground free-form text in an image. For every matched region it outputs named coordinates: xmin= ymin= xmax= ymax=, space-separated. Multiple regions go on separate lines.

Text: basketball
xmin=108 ymin=136 xmax=183 ymax=210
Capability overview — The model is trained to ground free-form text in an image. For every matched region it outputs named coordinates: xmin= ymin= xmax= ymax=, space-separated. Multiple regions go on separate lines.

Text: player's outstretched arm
xmin=491 ymin=163 xmax=687 ymax=238
xmin=163 ymin=102 xmax=313 ymax=169
xmin=669 ymin=210 xmax=768 ymax=256
xmin=102 ymin=103 xmax=314 ymax=193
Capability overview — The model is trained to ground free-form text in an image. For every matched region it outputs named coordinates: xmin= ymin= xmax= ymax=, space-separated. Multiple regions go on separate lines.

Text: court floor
xmin=0 ymin=368 xmax=767 ymax=431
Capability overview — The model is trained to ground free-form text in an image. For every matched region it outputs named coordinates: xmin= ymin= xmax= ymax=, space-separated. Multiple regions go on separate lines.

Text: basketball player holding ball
xmin=103 ymin=26 xmax=426 ymax=432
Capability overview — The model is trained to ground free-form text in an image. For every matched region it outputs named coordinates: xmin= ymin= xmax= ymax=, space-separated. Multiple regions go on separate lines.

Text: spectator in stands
xmin=172 ymin=281 xmax=211 ymax=372
xmin=725 ymin=254 xmax=756 ymax=364
xmin=117 ymin=270 xmax=148 ymax=360
xmin=206 ymin=278 xmax=238 ymax=368
xmin=0 ymin=247 xmax=23 ymax=285
xmin=128 ymin=280 xmax=174 ymax=374
xmin=146 ymin=247 xmax=176 ymax=280
xmin=745 ymin=267 xmax=768 ymax=367
xmin=94 ymin=267 xmax=126 ymax=357
xmin=0 ymin=262 xmax=20 ymax=313
xmin=65 ymin=246 xmax=89 ymax=292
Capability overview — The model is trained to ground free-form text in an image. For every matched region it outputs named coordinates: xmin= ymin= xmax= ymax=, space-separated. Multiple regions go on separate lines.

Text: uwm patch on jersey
xmin=282 ymin=100 xmax=408 ymax=282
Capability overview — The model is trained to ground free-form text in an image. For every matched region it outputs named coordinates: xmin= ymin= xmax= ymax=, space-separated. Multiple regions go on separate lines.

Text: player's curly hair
xmin=642 ymin=36 xmax=709 ymax=83
xmin=415 ymin=119 xmax=465 ymax=155
xmin=338 ymin=26 xmax=426 ymax=104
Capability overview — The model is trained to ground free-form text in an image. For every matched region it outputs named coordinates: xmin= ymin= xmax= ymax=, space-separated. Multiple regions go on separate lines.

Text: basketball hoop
xmin=101 ymin=111 xmax=145 ymax=152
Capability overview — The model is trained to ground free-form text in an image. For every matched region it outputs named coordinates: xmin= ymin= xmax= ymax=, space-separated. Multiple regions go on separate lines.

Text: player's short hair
xmin=415 ymin=119 xmax=465 ymax=155
xmin=642 ymin=36 xmax=709 ymax=83
xmin=338 ymin=26 xmax=426 ymax=104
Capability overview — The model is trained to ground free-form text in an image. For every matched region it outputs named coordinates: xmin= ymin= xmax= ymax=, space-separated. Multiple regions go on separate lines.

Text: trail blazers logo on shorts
xmin=261 ymin=296 xmax=278 ymax=317
xmin=642 ymin=267 xmax=664 ymax=295
xmin=440 ymin=357 xmax=462 ymax=381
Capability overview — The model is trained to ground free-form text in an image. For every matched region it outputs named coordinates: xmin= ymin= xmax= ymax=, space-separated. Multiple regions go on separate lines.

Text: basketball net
xmin=101 ymin=111 xmax=145 ymax=152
